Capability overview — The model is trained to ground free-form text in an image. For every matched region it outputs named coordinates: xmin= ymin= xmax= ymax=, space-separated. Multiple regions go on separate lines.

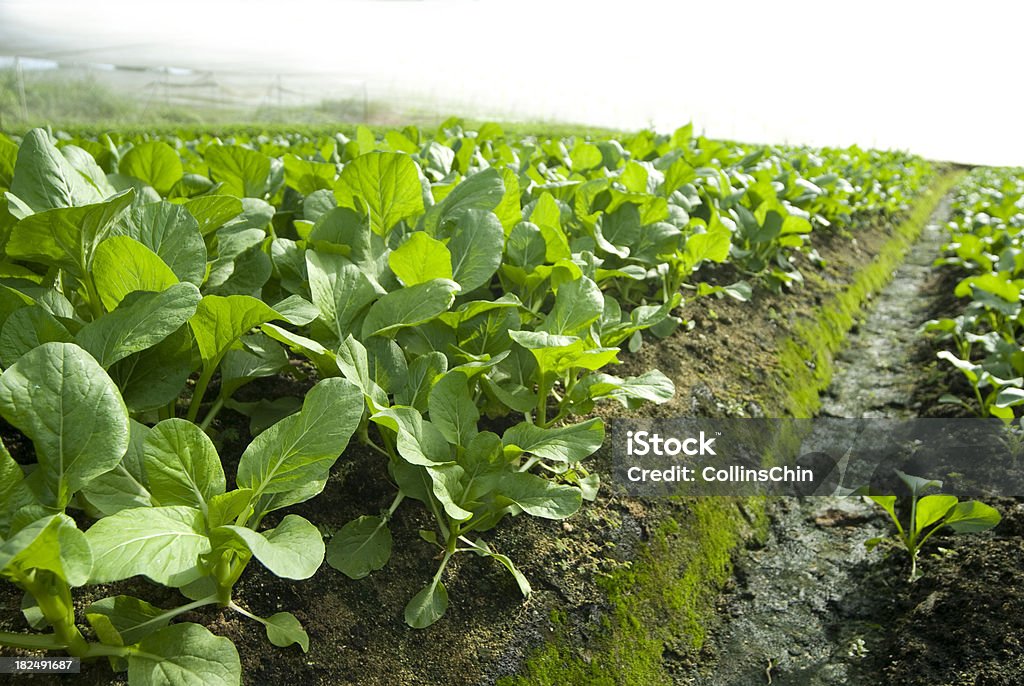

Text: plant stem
xmin=199 ymin=397 xmax=225 ymax=431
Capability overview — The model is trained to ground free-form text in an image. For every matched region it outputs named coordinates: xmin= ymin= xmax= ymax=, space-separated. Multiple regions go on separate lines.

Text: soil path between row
xmin=690 ymin=194 xmax=959 ymax=685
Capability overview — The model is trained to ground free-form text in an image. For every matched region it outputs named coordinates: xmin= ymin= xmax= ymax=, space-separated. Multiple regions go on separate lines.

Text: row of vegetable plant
xmin=0 ymin=120 xmax=933 ymax=684
xmin=927 ymin=167 xmax=1024 ymax=418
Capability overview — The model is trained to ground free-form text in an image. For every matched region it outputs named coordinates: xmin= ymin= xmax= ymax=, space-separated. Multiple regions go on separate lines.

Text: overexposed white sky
xmin=1 ymin=0 xmax=1021 ymax=166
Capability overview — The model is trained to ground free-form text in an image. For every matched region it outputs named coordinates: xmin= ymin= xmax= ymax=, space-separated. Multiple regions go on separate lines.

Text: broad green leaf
xmin=204 ymin=226 xmax=272 ymax=297
xmin=110 ymin=325 xmax=194 ymax=413
xmin=448 ymin=209 xmax=504 ymax=291
xmin=206 ymin=489 xmax=255 ymax=529
xmin=954 ymin=273 xmax=1020 ymax=303
xmin=389 ymin=232 xmax=453 ymax=286
xmin=371 ymin=406 xmax=452 ymax=466
xmin=143 ymin=419 xmax=226 ymax=510
xmin=264 ymin=612 xmax=309 ymax=652
xmin=502 ymin=418 xmax=604 ymax=463
xmin=6 ymin=190 xmax=134 ymax=280
xmin=428 ymin=372 xmax=480 ymax=446
xmin=570 ymin=142 xmax=603 ymax=171
xmin=306 ymin=251 xmax=378 ymax=341
xmin=86 ymin=505 xmax=209 ymax=586
xmin=0 ymin=514 xmax=90 ymax=587
xmin=404 ymin=579 xmax=448 ymax=629
xmin=85 ymin=595 xmax=170 ymax=646
xmin=0 ymin=306 xmax=73 ymax=367
xmin=183 ymin=195 xmax=243 ymax=236
xmin=541 ymin=276 xmax=603 ymax=335
xmin=92 ymin=235 xmax=179 ymax=310
xmin=944 ymin=500 xmax=1002 ymax=533
xmin=915 ymin=494 xmax=958 ymax=531
xmin=334 ymin=152 xmax=424 ymax=236
xmin=683 ymin=222 xmax=731 ymax=268
xmin=9 ymin=129 xmax=101 ymax=212
xmin=116 ymin=201 xmax=207 ymax=286
xmin=0 ymin=342 xmax=129 ymax=509
xmin=326 ymin=515 xmax=393 ymax=579
xmin=335 ymin=335 xmax=388 ymax=408
xmin=78 ymin=419 xmax=152 ymax=517
xmin=0 ymin=443 xmax=24 ymax=510
xmin=396 ymin=351 xmax=448 ymax=411
xmin=214 ymin=514 xmax=324 ymax=580
xmin=506 ymin=222 xmax=546 ymax=271
xmin=120 ymin=142 xmax=183 ymax=196
xmin=499 ymin=471 xmax=582 ymax=519
xmin=128 ymin=622 xmax=241 ymax=686
xmin=189 ymin=294 xmax=280 ymax=369
xmin=868 ymin=494 xmax=897 ymax=518
xmin=283 ymin=153 xmax=335 ymax=196
xmin=361 ymin=279 xmax=459 ymax=338
xmin=76 ymin=283 xmax=201 ymax=368
xmin=426 ymin=463 xmax=472 ymax=521
xmin=424 ymin=167 xmax=504 ymax=235
xmin=494 ymin=167 xmax=522 ymax=233
xmin=237 ymin=378 xmax=362 ymax=497
xmin=205 ymin=144 xmax=270 ymax=198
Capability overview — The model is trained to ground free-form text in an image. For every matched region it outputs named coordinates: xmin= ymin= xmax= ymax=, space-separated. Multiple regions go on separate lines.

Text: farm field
xmin=0 ymin=120 xmax=1020 ymax=686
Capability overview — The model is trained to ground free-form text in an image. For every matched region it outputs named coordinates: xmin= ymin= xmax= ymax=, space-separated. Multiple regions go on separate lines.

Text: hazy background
xmin=0 ymin=0 xmax=1020 ymax=165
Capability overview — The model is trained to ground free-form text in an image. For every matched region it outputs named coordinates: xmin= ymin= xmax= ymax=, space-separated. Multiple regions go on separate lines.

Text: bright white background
xmin=0 ymin=0 xmax=1021 ymax=165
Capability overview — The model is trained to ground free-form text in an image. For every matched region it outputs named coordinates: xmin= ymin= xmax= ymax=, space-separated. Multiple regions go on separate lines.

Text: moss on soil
xmin=498 ymin=172 xmax=962 ymax=686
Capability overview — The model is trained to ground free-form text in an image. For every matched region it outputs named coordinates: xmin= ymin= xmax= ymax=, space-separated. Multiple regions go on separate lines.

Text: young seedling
xmin=865 ymin=470 xmax=1001 ymax=581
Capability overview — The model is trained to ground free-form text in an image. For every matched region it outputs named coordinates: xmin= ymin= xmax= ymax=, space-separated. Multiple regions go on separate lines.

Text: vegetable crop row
xmin=927 ymin=167 xmax=1024 ymax=417
xmin=0 ymin=119 xmax=932 ymax=685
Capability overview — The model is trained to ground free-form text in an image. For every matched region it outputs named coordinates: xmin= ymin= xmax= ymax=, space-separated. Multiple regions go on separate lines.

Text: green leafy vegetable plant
xmin=865 ymin=470 xmax=1001 ymax=581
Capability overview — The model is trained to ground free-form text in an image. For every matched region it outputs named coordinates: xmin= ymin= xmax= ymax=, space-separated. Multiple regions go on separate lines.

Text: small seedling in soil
xmin=864 ymin=470 xmax=1001 ymax=581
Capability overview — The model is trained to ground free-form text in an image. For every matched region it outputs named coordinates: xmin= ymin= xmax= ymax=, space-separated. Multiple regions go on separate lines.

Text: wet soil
xmin=693 ymin=192 xmax=1024 ymax=685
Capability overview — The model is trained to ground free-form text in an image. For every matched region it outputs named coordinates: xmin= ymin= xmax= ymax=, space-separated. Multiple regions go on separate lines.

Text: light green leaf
xmin=404 ymin=579 xmax=448 ymax=629
xmin=92 ymin=235 xmax=179 ymax=310
xmin=334 ymin=152 xmax=425 ymax=236
xmin=189 ymin=294 xmax=280 ymax=369
xmin=502 ymin=418 xmax=604 ymax=463
xmin=6 ymin=190 xmax=134 ymax=280
xmin=283 ymin=153 xmax=335 ymax=196
xmin=326 ymin=515 xmax=393 ymax=580
xmin=183 ymin=195 xmax=243 ymax=236
xmin=499 ymin=471 xmax=582 ymax=519
xmin=128 ymin=623 xmax=241 ymax=686
xmin=120 ymin=142 xmax=183 ymax=196
xmin=361 ymin=279 xmax=459 ymax=338
xmin=541 ymin=276 xmax=603 ymax=335
xmin=86 ymin=506 xmax=209 ymax=586
xmin=389 ymin=232 xmax=453 ymax=286
xmin=0 ymin=342 xmax=129 ymax=509
xmin=9 ymin=128 xmax=101 ymax=212
xmin=915 ymin=494 xmax=958 ymax=532
xmin=143 ymin=419 xmax=225 ymax=510
xmin=264 ymin=612 xmax=310 ymax=652
xmin=306 ymin=251 xmax=378 ymax=342
xmin=214 ymin=514 xmax=324 ymax=580
xmin=116 ymin=201 xmax=207 ymax=286
xmin=944 ymin=500 xmax=1002 ymax=533
xmin=448 ymin=209 xmax=504 ymax=291
xmin=428 ymin=372 xmax=480 ymax=446
xmin=76 ymin=283 xmax=201 ymax=368
xmin=205 ymin=145 xmax=270 ymax=198
xmin=236 ymin=378 xmax=362 ymax=497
